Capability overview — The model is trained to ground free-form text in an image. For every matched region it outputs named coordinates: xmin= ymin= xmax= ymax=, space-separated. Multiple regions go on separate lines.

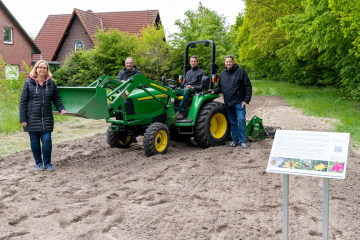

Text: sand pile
xmin=0 ymin=96 xmax=359 ymax=239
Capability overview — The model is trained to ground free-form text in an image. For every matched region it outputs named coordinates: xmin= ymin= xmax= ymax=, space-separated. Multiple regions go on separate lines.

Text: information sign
xmin=266 ymin=130 xmax=349 ymax=179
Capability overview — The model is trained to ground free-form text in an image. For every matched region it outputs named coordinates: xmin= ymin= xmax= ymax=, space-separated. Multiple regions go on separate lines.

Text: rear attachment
xmin=246 ymin=115 xmax=281 ymax=141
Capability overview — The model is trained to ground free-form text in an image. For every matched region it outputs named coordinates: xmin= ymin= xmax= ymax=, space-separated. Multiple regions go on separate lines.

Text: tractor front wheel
xmin=193 ymin=101 xmax=230 ymax=148
xmin=106 ymin=125 xmax=133 ymax=148
xmin=143 ymin=122 xmax=170 ymax=156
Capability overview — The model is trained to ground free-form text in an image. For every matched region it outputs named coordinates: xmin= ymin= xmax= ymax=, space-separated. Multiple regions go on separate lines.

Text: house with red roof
xmin=0 ymin=0 xmax=41 ymax=78
xmin=34 ymin=9 xmax=161 ymax=64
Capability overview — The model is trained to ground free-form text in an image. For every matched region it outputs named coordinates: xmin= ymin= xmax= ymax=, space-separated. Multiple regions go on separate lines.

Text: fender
xmin=174 ymin=93 xmax=220 ymax=127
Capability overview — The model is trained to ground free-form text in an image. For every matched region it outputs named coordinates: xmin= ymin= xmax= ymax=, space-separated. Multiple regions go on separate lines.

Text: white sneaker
xmin=240 ymin=143 xmax=248 ymax=149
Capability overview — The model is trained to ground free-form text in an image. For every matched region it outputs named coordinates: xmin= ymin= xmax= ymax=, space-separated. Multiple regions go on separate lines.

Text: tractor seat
xmin=176 ymin=95 xmax=193 ymax=101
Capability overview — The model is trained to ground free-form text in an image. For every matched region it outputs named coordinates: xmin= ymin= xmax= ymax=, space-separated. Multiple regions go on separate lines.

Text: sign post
xmin=283 ymin=174 xmax=289 ymax=240
xmin=266 ymin=130 xmax=349 ymax=239
xmin=322 ymin=178 xmax=330 ymax=240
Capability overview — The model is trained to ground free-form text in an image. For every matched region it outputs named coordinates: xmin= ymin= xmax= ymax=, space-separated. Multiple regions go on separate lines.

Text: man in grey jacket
xmin=116 ymin=57 xmax=141 ymax=83
xmin=209 ymin=55 xmax=252 ymax=149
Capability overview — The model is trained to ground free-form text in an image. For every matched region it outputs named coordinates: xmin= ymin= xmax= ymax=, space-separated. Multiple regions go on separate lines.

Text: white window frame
xmin=75 ymin=41 xmax=84 ymax=51
xmin=4 ymin=27 xmax=13 ymax=44
xmin=5 ymin=65 xmax=19 ymax=80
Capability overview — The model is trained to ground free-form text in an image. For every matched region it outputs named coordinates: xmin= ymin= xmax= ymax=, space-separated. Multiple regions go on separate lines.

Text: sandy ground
xmin=0 ymin=95 xmax=359 ymax=240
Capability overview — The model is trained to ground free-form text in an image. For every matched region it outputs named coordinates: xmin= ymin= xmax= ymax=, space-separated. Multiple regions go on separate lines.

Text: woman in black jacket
xmin=20 ymin=60 xmax=66 ymax=171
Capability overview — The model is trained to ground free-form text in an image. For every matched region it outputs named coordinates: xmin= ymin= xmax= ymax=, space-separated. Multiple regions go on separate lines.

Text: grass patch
xmin=0 ymin=117 xmax=108 ymax=157
xmin=0 ymin=98 xmax=70 ymax=135
xmin=0 ymin=99 xmax=22 ymax=134
xmin=252 ymin=80 xmax=360 ymax=144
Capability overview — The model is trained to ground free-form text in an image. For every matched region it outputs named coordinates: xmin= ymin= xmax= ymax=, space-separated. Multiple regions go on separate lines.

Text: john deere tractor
xmin=54 ymin=40 xmax=231 ymax=156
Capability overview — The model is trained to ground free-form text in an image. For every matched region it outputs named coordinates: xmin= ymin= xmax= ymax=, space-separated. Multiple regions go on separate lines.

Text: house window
xmin=75 ymin=41 xmax=84 ymax=51
xmin=5 ymin=65 xmax=19 ymax=80
xmin=4 ymin=27 xmax=13 ymax=44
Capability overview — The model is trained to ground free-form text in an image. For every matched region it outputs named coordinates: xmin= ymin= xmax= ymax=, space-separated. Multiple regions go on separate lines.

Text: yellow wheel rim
xmin=118 ymin=134 xmax=132 ymax=145
xmin=210 ymin=113 xmax=227 ymax=139
xmin=155 ymin=130 xmax=168 ymax=152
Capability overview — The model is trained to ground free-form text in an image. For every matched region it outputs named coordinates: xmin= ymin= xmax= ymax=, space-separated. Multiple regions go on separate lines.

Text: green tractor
xmin=54 ymin=40 xmax=231 ymax=156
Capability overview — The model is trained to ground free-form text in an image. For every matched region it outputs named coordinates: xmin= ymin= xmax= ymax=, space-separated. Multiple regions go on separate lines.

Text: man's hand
xmin=241 ymin=101 xmax=247 ymax=108
xmin=208 ymin=89 xmax=215 ymax=94
xmin=186 ymin=85 xmax=195 ymax=89
xmin=121 ymin=80 xmax=125 ymax=83
xmin=22 ymin=122 xmax=27 ymax=127
xmin=60 ymin=110 xmax=67 ymax=115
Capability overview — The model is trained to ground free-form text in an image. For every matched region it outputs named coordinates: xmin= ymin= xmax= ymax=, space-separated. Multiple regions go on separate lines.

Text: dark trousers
xmin=29 ymin=132 xmax=52 ymax=165
xmin=177 ymin=88 xmax=196 ymax=112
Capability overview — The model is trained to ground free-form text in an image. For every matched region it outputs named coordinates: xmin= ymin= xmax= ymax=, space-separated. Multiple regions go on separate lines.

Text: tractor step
xmin=177 ymin=119 xmax=193 ymax=123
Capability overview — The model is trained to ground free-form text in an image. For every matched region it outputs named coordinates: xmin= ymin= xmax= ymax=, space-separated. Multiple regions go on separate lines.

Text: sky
xmin=2 ymin=0 xmax=245 ymax=38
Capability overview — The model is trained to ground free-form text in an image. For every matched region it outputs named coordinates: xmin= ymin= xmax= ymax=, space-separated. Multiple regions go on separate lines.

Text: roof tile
xmin=34 ymin=9 xmax=159 ymax=62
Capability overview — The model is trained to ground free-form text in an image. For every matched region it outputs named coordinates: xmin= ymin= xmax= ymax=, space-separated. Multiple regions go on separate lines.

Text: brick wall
xmin=0 ymin=6 xmax=32 ymax=73
xmin=56 ymin=16 xmax=94 ymax=64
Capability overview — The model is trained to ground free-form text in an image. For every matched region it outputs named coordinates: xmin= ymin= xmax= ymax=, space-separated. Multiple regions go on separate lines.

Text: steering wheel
xmin=166 ymin=79 xmax=181 ymax=89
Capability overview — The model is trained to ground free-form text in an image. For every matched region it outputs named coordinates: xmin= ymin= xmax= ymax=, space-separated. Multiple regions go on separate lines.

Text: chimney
xmin=86 ymin=10 xmax=93 ymax=13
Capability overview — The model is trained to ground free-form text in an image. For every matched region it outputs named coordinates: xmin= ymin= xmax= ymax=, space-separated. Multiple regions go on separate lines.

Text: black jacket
xmin=181 ymin=66 xmax=207 ymax=92
xmin=116 ymin=66 xmax=141 ymax=81
xmin=19 ymin=77 xmax=65 ymax=132
xmin=213 ymin=64 xmax=252 ymax=107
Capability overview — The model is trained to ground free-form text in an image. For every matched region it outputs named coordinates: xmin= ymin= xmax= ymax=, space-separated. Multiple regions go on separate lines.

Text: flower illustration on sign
xmin=283 ymin=160 xmax=298 ymax=169
xmin=314 ymin=163 xmax=326 ymax=171
xmin=331 ymin=163 xmax=344 ymax=173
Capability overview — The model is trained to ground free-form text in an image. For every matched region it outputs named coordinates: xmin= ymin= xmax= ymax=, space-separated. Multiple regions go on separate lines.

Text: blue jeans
xmin=29 ymin=132 xmax=52 ymax=165
xmin=226 ymin=103 xmax=246 ymax=143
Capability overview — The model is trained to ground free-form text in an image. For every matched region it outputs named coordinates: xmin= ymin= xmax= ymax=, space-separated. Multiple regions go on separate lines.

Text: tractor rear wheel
xmin=106 ymin=125 xmax=133 ymax=148
xmin=193 ymin=101 xmax=230 ymax=148
xmin=143 ymin=122 xmax=170 ymax=156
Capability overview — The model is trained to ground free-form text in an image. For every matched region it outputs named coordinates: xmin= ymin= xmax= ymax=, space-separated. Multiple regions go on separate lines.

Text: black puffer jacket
xmin=181 ymin=66 xmax=207 ymax=92
xmin=19 ymin=77 xmax=65 ymax=132
xmin=116 ymin=66 xmax=141 ymax=81
xmin=213 ymin=64 xmax=252 ymax=107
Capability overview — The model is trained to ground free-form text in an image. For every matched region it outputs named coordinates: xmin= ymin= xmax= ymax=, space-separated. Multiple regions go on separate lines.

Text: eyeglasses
xmin=37 ymin=67 xmax=47 ymax=70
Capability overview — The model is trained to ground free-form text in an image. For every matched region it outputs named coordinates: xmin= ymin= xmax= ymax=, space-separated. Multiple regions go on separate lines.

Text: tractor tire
xmin=170 ymin=127 xmax=191 ymax=142
xmin=106 ymin=125 xmax=132 ymax=148
xmin=143 ymin=122 xmax=170 ymax=156
xmin=193 ymin=101 xmax=230 ymax=148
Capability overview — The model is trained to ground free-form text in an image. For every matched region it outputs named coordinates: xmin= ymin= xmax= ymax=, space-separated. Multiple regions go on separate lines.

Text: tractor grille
xmin=115 ymin=99 xmax=135 ymax=121
xmin=124 ymin=99 xmax=135 ymax=115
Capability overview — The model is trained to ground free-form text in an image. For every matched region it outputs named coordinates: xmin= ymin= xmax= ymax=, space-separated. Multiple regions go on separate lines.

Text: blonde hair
xmin=30 ymin=60 xmax=52 ymax=79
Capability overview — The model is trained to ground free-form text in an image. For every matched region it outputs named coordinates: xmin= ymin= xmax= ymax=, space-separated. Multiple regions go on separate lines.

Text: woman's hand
xmin=60 ymin=110 xmax=67 ymax=115
xmin=22 ymin=122 xmax=27 ymax=127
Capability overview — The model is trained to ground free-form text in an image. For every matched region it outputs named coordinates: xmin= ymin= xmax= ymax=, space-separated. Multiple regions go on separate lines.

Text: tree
xmin=170 ymin=2 xmax=230 ymax=76
xmin=133 ymin=25 xmax=174 ymax=82
xmin=93 ymin=28 xmax=138 ymax=78
xmin=52 ymin=49 xmax=103 ymax=86
xmin=235 ymin=0 xmax=303 ymax=80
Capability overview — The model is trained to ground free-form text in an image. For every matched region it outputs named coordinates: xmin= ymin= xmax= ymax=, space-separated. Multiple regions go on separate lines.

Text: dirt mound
xmin=0 ymin=96 xmax=359 ymax=239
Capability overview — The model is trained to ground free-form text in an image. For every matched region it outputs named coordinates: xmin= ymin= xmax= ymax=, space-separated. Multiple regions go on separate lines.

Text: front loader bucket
xmin=52 ymin=86 xmax=109 ymax=120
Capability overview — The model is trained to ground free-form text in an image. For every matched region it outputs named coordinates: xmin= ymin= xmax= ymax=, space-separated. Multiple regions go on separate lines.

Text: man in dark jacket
xmin=210 ymin=55 xmax=252 ymax=149
xmin=177 ymin=55 xmax=207 ymax=119
xmin=116 ymin=57 xmax=141 ymax=82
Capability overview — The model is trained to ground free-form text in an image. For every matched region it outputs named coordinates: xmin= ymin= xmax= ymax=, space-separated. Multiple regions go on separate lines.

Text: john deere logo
xmin=138 ymin=94 xmax=167 ymax=101
xmin=150 ymin=83 xmax=168 ymax=92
